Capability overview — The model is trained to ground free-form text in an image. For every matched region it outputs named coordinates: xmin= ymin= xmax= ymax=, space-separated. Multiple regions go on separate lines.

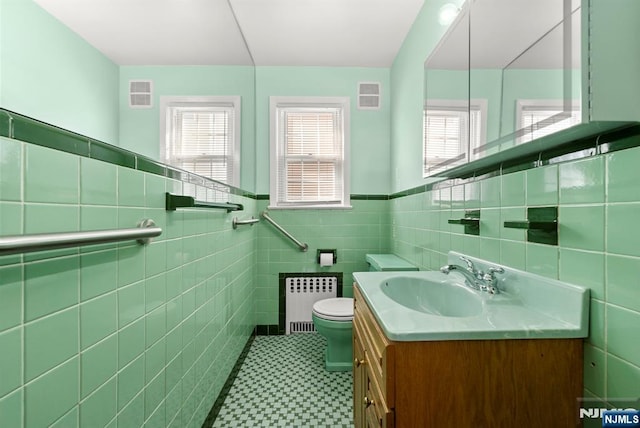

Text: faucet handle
xmin=482 ymin=266 xmax=504 ymax=290
xmin=483 ymin=266 xmax=504 ymax=281
xmin=487 ymin=266 xmax=504 ymax=276
xmin=458 ymin=256 xmax=475 ymax=271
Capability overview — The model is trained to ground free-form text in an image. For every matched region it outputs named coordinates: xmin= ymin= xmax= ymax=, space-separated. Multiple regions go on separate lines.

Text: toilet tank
xmin=365 ymin=254 xmax=418 ymax=272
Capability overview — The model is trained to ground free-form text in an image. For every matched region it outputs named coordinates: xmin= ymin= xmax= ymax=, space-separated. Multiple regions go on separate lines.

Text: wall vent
xmin=358 ymin=82 xmax=381 ymax=110
xmin=129 ymin=80 xmax=153 ymax=108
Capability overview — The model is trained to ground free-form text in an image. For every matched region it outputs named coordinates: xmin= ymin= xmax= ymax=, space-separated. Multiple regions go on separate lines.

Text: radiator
xmin=285 ymin=276 xmax=337 ymax=334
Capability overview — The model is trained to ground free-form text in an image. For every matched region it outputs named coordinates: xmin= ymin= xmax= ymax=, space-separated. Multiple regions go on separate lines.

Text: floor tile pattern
xmin=211 ymin=333 xmax=353 ymax=427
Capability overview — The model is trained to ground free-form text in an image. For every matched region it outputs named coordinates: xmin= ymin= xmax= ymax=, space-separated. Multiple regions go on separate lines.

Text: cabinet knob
xmin=354 ymin=358 xmax=366 ymax=367
xmin=363 ymin=396 xmax=374 ymax=408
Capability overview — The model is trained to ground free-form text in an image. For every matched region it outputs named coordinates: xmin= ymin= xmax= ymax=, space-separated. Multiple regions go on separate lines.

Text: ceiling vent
xmin=357 ymin=82 xmax=381 ymax=110
xmin=129 ymin=80 xmax=153 ymax=108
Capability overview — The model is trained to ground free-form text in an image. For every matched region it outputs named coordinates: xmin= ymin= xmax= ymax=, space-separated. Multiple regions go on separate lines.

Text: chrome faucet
xmin=440 ymin=256 xmax=504 ymax=294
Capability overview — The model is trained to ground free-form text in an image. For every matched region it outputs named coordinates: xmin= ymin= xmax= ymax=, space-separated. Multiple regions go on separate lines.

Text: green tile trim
xmin=501 ymin=161 xmax=538 ymax=176
xmin=0 ymin=108 xmax=261 ymax=199
xmin=136 ymin=157 xmax=166 ymax=176
xmin=390 ymin=184 xmax=431 ymax=199
xmin=389 ymin=124 xmax=640 ymax=199
xmin=12 ymin=114 xmax=90 ymax=157
xmin=257 ymin=194 xmax=389 ymax=201
xmin=255 ymin=325 xmax=280 ymax=335
xmin=4 ymin=108 xmax=640 ymax=202
xmin=165 ymin=167 xmax=184 ymax=181
xmin=229 ymin=186 xmax=252 ymax=197
xmin=599 ymin=126 xmax=640 ymax=155
xmin=89 ymin=140 xmax=135 ymax=169
xmin=389 ymin=192 xmax=406 ymax=200
xmin=0 ymin=110 xmax=11 ymax=137
xmin=351 ymin=194 xmax=389 ymax=200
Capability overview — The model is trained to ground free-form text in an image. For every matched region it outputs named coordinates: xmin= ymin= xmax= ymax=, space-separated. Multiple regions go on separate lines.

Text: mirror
xmin=423 ymin=1 xmax=470 ymax=177
xmin=424 ymin=0 xmax=582 ymax=177
xmin=33 ymin=0 xmax=255 ymax=186
xmin=472 ymin=0 xmax=582 ymax=156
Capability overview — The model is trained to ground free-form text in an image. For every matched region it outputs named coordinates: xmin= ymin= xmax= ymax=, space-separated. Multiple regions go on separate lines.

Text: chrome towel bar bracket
xmin=232 ymin=217 xmax=260 ymax=229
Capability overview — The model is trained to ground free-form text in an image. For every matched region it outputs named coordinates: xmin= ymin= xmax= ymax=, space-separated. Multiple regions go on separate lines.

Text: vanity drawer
xmin=354 ymin=285 xmax=389 ymax=363
xmin=353 ymin=315 xmax=381 ymax=381
xmin=354 ymin=284 xmax=395 ymax=407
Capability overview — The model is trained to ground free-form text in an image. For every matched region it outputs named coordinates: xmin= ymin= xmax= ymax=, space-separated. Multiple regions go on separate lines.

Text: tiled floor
xmin=211 ymin=333 xmax=353 ymax=427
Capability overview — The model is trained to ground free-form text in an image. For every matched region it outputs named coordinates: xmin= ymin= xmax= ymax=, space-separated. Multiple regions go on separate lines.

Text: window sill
xmin=266 ymin=205 xmax=353 ymax=210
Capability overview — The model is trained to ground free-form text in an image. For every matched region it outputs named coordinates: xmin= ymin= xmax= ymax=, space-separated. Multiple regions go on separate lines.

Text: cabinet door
xmin=364 ymin=362 xmax=394 ymax=428
xmin=353 ymin=333 xmax=366 ymax=428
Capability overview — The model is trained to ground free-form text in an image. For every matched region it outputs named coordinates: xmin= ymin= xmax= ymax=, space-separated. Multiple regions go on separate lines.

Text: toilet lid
xmin=312 ymin=298 xmax=354 ymax=321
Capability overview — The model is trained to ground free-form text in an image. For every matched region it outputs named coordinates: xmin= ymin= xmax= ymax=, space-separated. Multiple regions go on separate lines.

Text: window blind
xmin=423 ymin=108 xmax=468 ymax=174
xmin=519 ymin=107 xmax=581 ymax=143
xmin=277 ymin=107 xmax=344 ymax=205
xmin=166 ymin=106 xmax=234 ymax=184
xmin=423 ymin=104 xmax=485 ymax=175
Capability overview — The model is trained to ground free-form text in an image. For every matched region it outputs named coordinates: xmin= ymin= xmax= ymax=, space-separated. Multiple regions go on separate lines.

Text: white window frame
xmin=515 ymin=99 xmax=581 ymax=145
xmin=269 ymin=96 xmax=351 ymax=209
xmin=423 ymin=99 xmax=487 ymax=177
xmin=160 ymin=96 xmax=241 ymax=186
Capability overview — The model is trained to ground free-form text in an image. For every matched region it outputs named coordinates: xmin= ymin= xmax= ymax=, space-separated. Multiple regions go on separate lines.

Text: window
xmin=516 ymin=100 xmax=581 ymax=144
xmin=270 ymin=97 xmax=350 ymax=209
xmin=423 ymin=100 xmax=485 ymax=177
xmin=160 ymin=96 xmax=240 ymax=186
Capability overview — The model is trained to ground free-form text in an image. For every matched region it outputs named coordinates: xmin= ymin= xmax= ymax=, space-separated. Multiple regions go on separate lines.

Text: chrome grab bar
xmin=260 ymin=211 xmax=308 ymax=252
xmin=232 ymin=217 xmax=260 ymax=229
xmin=0 ymin=219 xmax=162 ymax=256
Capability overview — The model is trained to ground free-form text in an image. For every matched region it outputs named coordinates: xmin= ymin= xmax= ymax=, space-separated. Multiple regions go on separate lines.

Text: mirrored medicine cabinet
xmin=423 ymin=0 xmax=640 ymax=178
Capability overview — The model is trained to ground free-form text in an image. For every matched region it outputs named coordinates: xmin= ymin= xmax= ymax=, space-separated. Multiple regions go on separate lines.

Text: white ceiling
xmin=33 ymin=0 xmax=425 ymax=67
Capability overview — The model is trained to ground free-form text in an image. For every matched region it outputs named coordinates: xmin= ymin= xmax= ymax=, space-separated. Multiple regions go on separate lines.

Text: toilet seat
xmin=312 ymin=298 xmax=354 ymax=321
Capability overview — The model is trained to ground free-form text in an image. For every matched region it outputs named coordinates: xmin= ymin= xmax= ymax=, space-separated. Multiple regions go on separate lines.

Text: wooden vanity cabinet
xmin=353 ymin=284 xmax=584 ymax=428
xmin=353 ymin=285 xmax=395 ymax=428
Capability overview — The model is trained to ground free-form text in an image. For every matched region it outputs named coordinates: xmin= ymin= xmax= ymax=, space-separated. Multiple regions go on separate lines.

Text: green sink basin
xmin=353 ymin=251 xmax=590 ymax=341
xmin=380 ymin=276 xmax=483 ymax=317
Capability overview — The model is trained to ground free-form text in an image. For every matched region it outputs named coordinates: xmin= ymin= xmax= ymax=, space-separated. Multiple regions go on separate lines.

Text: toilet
xmin=312 ymin=254 xmax=418 ymax=372
xmin=312 ymin=297 xmax=354 ymax=372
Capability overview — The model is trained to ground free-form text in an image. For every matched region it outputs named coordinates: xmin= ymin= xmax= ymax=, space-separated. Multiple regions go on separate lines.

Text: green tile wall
xmin=390 ymin=144 xmax=640 ymax=407
xmin=255 ymin=199 xmax=390 ymax=326
xmin=3 ymin=111 xmax=640 ymax=424
xmin=0 ymin=136 xmax=256 ymax=428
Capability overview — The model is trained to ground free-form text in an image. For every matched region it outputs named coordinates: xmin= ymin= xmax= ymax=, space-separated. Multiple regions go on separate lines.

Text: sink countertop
xmin=353 ymin=253 xmax=590 ymax=342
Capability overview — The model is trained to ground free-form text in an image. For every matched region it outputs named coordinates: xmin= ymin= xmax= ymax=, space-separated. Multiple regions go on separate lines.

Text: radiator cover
xmin=285 ymin=276 xmax=338 ymax=334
